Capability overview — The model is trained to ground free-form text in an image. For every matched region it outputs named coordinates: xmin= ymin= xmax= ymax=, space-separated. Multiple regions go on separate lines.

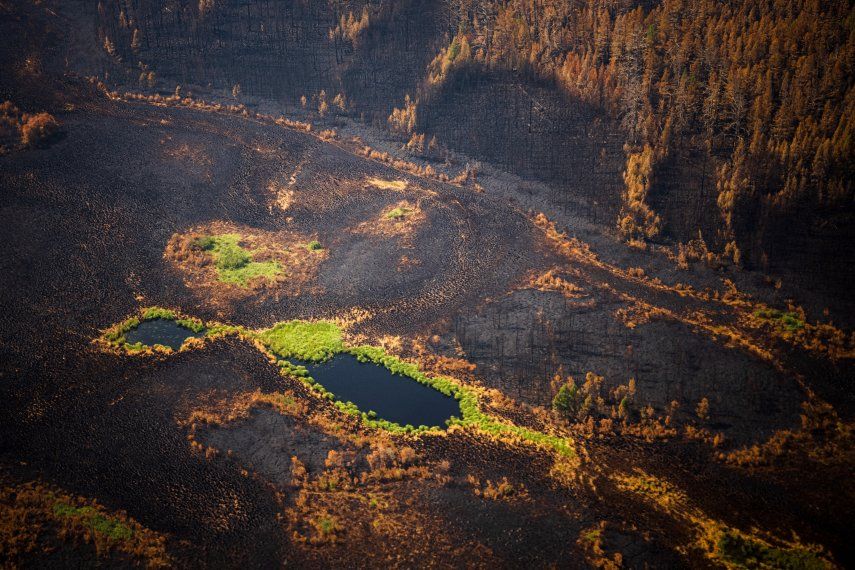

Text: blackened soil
xmin=0 ymin=87 xmax=851 ymax=566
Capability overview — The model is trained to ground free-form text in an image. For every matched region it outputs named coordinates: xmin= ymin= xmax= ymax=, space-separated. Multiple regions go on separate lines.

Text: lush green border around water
xmin=99 ymin=308 xmax=574 ymax=457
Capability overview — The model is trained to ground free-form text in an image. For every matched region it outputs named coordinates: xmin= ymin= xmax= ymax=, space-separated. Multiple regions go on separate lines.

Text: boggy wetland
xmin=1 ymin=0 xmax=854 ymax=568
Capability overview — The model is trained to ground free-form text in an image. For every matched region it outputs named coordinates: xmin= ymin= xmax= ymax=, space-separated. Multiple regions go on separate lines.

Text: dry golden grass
xmin=351 ymin=200 xmax=425 ymax=245
xmin=267 ymin=180 xmax=295 ymax=211
xmin=467 ymin=475 xmax=529 ymax=502
xmin=528 ymin=268 xmax=587 ymax=298
xmin=365 ymin=177 xmax=408 ymax=191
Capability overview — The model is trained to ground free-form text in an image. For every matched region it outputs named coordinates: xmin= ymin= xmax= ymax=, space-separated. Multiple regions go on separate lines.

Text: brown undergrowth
xmin=352 ymin=199 xmax=426 ymax=245
xmin=526 ymin=268 xmax=588 ymax=299
xmin=612 ymin=468 xmax=835 ymax=568
xmin=177 ymin=383 xmax=497 ymax=563
xmin=0 ymin=480 xmax=171 ymax=567
xmin=722 ymin=400 xmax=853 ymax=468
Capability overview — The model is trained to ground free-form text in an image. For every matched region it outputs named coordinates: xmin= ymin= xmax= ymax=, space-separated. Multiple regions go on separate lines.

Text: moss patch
xmin=194 ymin=233 xmax=281 ymax=287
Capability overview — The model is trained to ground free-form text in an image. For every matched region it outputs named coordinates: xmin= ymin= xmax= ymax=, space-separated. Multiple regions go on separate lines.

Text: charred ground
xmin=1 ymin=1 xmax=853 ymax=568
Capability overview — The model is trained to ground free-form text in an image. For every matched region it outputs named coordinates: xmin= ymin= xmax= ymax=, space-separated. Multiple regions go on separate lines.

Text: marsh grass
xmin=194 ymin=233 xmax=281 ymax=286
xmin=258 ymin=320 xmax=344 ymax=361
xmin=101 ymin=307 xmax=205 ymax=351
xmin=1 ymin=481 xmax=171 ymax=567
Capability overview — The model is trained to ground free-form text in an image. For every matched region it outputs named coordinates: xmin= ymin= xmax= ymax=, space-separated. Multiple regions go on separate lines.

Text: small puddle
xmin=125 ymin=319 xmax=204 ymax=349
xmin=297 ymin=354 xmax=460 ymax=428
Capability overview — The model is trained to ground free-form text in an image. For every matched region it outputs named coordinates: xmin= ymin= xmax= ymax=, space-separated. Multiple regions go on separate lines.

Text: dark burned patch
xmin=418 ymin=484 xmax=583 ymax=566
xmin=197 ymin=407 xmax=352 ymax=482
xmin=453 ymin=287 xmax=804 ymax=444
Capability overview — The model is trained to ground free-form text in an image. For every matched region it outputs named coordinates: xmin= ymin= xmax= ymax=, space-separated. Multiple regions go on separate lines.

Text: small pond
xmin=297 ymin=354 xmax=460 ymax=428
xmin=125 ymin=319 xmax=204 ymax=349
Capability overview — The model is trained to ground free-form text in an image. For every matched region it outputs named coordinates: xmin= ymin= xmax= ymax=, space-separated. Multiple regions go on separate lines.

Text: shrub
xmin=216 ymin=245 xmax=250 ymax=270
xmin=21 ymin=112 xmax=60 ymax=148
xmin=306 ymin=240 xmax=323 ymax=251
xmin=192 ymin=236 xmax=216 ymax=251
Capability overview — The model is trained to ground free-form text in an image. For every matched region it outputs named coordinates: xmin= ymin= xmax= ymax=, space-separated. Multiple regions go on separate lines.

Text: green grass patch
xmin=716 ymin=531 xmax=829 ymax=569
xmin=141 ymin=306 xmax=205 ymax=333
xmin=53 ymin=501 xmax=134 ymax=541
xmin=258 ymin=320 xmax=344 ymax=361
xmin=194 ymin=233 xmax=281 ymax=287
xmin=384 ymin=206 xmax=412 ymax=220
xmin=753 ymin=308 xmax=805 ymax=332
xmin=306 ymin=240 xmax=324 ymax=252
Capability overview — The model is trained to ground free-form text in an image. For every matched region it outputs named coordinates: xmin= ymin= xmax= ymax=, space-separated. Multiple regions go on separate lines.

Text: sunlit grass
xmin=384 ymin=206 xmax=412 ymax=220
xmin=258 ymin=320 xmax=344 ymax=361
xmin=367 ymin=177 xmax=408 ymax=191
xmin=193 ymin=233 xmax=281 ymax=286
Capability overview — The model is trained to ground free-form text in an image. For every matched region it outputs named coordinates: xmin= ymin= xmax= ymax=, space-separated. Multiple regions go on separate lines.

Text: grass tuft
xmin=753 ymin=308 xmax=805 ymax=332
xmin=384 ymin=206 xmax=412 ymax=220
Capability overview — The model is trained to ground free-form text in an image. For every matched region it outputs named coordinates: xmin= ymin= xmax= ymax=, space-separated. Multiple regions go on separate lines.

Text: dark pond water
xmin=125 ymin=319 xmax=204 ymax=349
xmin=297 ymin=354 xmax=460 ymax=428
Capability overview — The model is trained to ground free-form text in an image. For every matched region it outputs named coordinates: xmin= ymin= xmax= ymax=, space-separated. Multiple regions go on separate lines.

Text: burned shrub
xmin=20 ymin=112 xmax=61 ymax=148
